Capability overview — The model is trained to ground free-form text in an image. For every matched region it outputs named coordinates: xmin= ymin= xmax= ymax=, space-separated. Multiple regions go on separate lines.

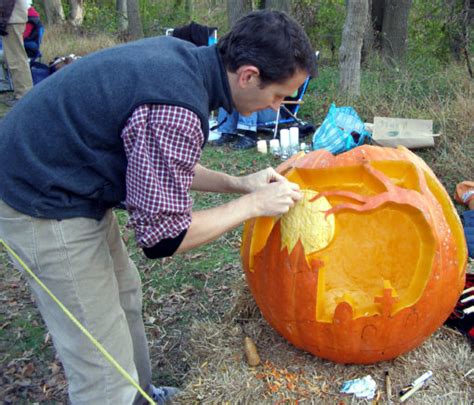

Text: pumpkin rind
xmin=241 ymin=145 xmax=467 ymax=364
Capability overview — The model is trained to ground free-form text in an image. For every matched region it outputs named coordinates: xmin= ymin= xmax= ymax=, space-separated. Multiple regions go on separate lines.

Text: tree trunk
xmin=361 ymin=0 xmax=374 ymax=62
xmin=116 ymin=0 xmax=128 ymax=32
xmin=339 ymin=0 xmax=369 ymax=96
xmin=127 ymin=0 xmax=144 ymax=40
xmin=263 ymin=0 xmax=291 ymax=13
xmin=227 ymin=0 xmax=253 ymax=28
xmin=371 ymin=0 xmax=384 ymax=50
xmin=68 ymin=0 xmax=84 ymax=26
xmin=461 ymin=0 xmax=473 ymax=77
xmin=381 ymin=0 xmax=412 ymax=65
xmin=43 ymin=0 xmax=65 ymax=25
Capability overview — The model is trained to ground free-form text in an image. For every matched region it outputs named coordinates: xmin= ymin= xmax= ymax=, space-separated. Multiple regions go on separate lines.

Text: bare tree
xmin=68 ymin=0 xmax=84 ymax=26
xmin=227 ymin=0 xmax=253 ymax=28
xmin=445 ymin=0 xmax=472 ymax=76
xmin=361 ymin=0 xmax=374 ymax=62
xmin=381 ymin=0 xmax=412 ymax=65
xmin=262 ymin=0 xmax=291 ymax=13
xmin=43 ymin=0 xmax=65 ymax=25
xmin=127 ymin=0 xmax=144 ymax=40
xmin=293 ymin=0 xmax=320 ymax=30
xmin=370 ymin=0 xmax=384 ymax=50
xmin=339 ymin=0 xmax=369 ymax=96
xmin=459 ymin=0 xmax=472 ymax=77
xmin=116 ymin=0 xmax=128 ymax=32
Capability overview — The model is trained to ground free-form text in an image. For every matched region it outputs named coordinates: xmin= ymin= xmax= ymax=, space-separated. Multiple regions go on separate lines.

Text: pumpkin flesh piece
xmin=280 ymin=189 xmax=335 ymax=256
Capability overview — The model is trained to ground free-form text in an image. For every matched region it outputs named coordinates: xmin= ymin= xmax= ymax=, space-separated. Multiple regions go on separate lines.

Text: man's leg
xmin=0 ymin=201 xmax=139 ymax=404
xmin=3 ymin=23 xmax=33 ymax=99
xmin=105 ymin=211 xmax=153 ymax=402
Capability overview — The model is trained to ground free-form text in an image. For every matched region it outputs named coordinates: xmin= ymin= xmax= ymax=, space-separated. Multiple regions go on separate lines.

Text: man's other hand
xmin=241 ymin=167 xmax=288 ymax=193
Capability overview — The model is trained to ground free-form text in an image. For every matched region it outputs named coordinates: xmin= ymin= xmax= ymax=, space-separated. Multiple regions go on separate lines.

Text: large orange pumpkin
xmin=241 ymin=145 xmax=467 ymax=364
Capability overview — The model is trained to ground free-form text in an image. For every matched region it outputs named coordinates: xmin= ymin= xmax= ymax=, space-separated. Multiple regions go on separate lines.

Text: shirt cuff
xmin=142 ymin=228 xmax=187 ymax=259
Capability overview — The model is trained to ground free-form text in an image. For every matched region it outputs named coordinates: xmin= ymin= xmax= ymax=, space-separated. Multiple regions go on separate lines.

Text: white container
xmin=257 ymin=140 xmax=268 ymax=154
xmin=269 ymin=139 xmax=280 ymax=156
xmin=280 ymin=129 xmax=290 ymax=147
xmin=289 ymin=127 xmax=299 ymax=150
xmin=280 ymin=129 xmax=290 ymax=159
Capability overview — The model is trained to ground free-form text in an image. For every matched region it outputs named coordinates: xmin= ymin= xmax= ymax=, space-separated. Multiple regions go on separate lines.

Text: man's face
xmin=232 ymin=68 xmax=308 ymax=116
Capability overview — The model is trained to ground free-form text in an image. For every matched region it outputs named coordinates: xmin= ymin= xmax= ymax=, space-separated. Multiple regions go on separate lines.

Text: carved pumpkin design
xmin=241 ymin=145 xmax=467 ymax=364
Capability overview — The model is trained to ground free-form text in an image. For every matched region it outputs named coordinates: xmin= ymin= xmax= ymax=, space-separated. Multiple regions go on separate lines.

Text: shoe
xmin=232 ymin=135 xmax=257 ymax=150
xmin=454 ymin=181 xmax=474 ymax=206
xmin=151 ymin=385 xmax=179 ymax=404
xmin=212 ymin=132 xmax=237 ymax=146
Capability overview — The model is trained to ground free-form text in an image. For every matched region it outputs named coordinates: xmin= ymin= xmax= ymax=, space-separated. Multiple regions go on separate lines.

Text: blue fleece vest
xmin=0 ymin=36 xmax=233 ymax=220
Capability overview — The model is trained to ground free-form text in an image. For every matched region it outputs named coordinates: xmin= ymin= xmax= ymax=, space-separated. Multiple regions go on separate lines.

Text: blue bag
xmin=312 ymin=103 xmax=371 ymax=154
xmin=30 ymin=61 xmax=50 ymax=85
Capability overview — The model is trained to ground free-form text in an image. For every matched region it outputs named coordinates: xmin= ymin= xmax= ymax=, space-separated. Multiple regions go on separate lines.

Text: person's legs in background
xmin=232 ymin=108 xmax=277 ymax=150
xmin=446 ymin=181 xmax=474 ymax=343
xmin=233 ymin=111 xmax=258 ymax=150
xmin=257 ymin=108 xmax=278 ymax=125
xmin=455 ymin=181 xmax=474 ymax=258
xmin=3 ymin=23 xmax=33 ymax=104
xmin=213 ymin=107 xmax=278 ymax=150
xmin=212 ymin=108 xmax=239 ymax=146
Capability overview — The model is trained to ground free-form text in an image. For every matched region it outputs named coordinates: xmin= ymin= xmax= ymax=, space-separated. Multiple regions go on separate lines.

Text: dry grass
xmin=417 ymin=88 xmax=474 ymax=186
xmin=175 ymin=262 xmax=474 ymax=404
xmin=40 ymin=25 xmax=120 ymax=65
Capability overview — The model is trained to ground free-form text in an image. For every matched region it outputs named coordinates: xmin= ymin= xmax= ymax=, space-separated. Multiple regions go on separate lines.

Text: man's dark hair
xmin=217 ymin=10 xmax=317 ymax=86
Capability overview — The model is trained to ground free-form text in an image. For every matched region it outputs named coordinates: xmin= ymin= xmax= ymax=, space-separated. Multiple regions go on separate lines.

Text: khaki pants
xmin=3 ymin=23 xmax=33 ymax=98
xmin=0 ymin=200 xmax=152 ymax=404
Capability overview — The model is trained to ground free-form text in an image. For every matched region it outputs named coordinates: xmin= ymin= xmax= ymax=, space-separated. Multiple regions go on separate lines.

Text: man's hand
xmin=249 ymin=180 xmax=302 ymax=217
xmin=176 ymin=179 xmax=302 ymax=253
xmin=192 ymin=164 xmax=288 ymax=194
xmin=240 ymin=167 xmax=288 ymax=193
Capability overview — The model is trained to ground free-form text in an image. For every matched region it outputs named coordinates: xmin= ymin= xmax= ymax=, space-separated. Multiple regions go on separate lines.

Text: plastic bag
xmin=312 ymin=103 xmax=370 ymax=154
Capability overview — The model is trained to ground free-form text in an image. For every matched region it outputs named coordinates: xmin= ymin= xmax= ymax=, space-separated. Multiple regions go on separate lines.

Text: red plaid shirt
xmin=121 ymin=104 xmax=204 ymax=247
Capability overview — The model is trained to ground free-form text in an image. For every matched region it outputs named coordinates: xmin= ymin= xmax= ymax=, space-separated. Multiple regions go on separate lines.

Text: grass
xmin=40 ymin=25 xmax=120 ymax=64
xmin=0 ymin=25 xmax=473 ymax=403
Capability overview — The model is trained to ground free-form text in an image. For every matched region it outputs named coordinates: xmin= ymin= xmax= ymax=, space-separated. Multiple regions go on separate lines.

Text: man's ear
xmin=236 ymin=65 xmax=260 ymax=88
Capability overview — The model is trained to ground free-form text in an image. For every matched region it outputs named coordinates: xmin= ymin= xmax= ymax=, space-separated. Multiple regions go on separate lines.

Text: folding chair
xmin=257 ymin=51 xmax=319 ymax=138
xmin=257 ymin=75 xmax=314 ymax=138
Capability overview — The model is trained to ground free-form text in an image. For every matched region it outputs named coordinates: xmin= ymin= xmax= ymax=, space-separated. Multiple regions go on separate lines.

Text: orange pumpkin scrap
xmin=241 ymin=145 xmax=467 ymax=364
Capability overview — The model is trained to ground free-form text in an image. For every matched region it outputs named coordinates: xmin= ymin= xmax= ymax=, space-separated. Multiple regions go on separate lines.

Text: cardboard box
xmin=371 ymin=117 xmax=438 ymax=149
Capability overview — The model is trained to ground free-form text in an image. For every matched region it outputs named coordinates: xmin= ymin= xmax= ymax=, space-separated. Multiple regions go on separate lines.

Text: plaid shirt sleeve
xmin=121 ymin=104 xmax=204 ymax=248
